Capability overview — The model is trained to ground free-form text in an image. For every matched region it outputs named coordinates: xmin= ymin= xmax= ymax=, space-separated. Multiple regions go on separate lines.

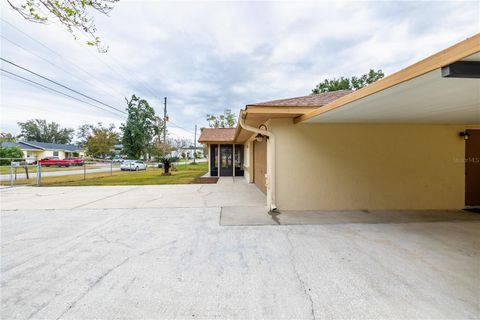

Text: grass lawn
xmin=29 ymin=162 xmax=208 ymax=186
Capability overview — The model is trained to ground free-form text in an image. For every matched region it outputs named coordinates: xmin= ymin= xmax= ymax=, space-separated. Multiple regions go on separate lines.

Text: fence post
xmin=10 ymin=161 xmax=13 ymax=187
xmin=36 ymin=162 xmax=42 ymax=186
xmin=111 ymin=159 xmax=113 ymax=176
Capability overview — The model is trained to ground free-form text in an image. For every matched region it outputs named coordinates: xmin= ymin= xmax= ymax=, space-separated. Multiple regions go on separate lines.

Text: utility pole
xmin=163 ymin=97 xmax=167 ymax=155
xmin=193 ymin=124 xmax=197 ymax=164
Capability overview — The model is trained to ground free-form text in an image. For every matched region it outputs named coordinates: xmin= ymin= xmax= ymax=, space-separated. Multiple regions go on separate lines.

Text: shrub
xmin=158 ymin=156 xmax=179 ymax=175
xmin=0 ymin=146 xmax=24 ymax=165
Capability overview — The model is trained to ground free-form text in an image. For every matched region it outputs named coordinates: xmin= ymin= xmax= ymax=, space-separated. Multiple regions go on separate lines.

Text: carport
xmin=232 ymin=34 xmax=480 ymax=212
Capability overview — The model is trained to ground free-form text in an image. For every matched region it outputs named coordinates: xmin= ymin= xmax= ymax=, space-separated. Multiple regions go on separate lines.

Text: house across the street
xmin=1 ymin=141 xmax=85 ymax=162
xmin=199 ymin=33 xmax=480 ymax=211
xmin=171 ymin=147 xmax=205 ymax=160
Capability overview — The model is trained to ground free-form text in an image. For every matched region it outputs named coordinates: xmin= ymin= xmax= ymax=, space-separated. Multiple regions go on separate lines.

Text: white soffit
xmin=306 ymin=53 xmax=480 ymax=124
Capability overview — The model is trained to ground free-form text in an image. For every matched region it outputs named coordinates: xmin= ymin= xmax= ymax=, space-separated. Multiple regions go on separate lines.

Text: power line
xmin=1 ymin=69 xmax=124 ymax=117
xmin=2 ymin=18 xmax=168 ymax=119
xmin=168 ymin=131 xmax=193 ymax=140
xmin=60 ymin=28 xmax=135 ymax=91
xmin=0 ymin=18 xmax=127 ymax=98
xmin=106 ymin=51 xmax=161 ymax=98
xmin=169 ymin=121 xmax=196 ymax=134
xmin=71 ymin=28 xmax=164 ymax=107
xmin=0 ymin=34 xmax=108 ymax=94
xmin=1 ymin=68 xmax=125 ymax=117
xmin=14 ymin=17 xmax=165 ymax=115
xmin=0 ymin=57 xmax=127 ymax=115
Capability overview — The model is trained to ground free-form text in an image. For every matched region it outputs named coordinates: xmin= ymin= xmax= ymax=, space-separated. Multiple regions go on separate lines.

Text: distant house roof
xmin=1 ymin=141 xmax=83 ymax=152
xmin=22 ymin=141 xmax=83 ymax=152
xmin=1 ymin=141 xmax=18 ymax=148
xmin=247 ymin=90 xmax=354 ymax=108
xmin=198 ymin=128 xmax=237 ymax=143
xmin=1 ymin=141 xmax=43 ymax=150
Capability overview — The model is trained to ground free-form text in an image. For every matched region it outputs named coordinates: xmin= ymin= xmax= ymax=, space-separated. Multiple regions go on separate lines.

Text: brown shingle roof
xmin=247 ymin=90 xmax=353 ymax=108
xmin=198 ymin=128 xmax=236 ymax=143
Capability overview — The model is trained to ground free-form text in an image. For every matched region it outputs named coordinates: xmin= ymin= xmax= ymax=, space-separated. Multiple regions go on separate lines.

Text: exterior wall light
xmin=459 ymin=131 xmax=470 ymax=140
xmin=255 ymin=124 xmax=269 ymax=142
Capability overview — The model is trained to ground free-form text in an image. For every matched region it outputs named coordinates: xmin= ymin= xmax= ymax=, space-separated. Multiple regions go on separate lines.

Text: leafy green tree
xmin=312 ymin=69 xmax=384 ymax=94
xmin=85 ymin=123 xmax=119 ymax=158
xmin=350 ymin=69 xmax=385 ymax=90
xmin=312 ymin=77 xmax=351 ymax=93
xmin=0 ymin=145 xmax=24 ymax=165
xmin=0 ymin=132 xmax=16 ymax=142
xmin=17 ymin=119 xmax=74 ymax=144
xmin=7 ymin=0 xmax=119 ymax=52
xmin=121 ymin=95 xmax=157 ymax=159
xmin=148 ymin=136 xmax=171 ymax=160
xmin=149 ymin=116 xmax=167 ymax=157
xmin=76 ymin=124 xmax=94 ymax=147
xmin=206 ymin=109 xmax=237 ymax=128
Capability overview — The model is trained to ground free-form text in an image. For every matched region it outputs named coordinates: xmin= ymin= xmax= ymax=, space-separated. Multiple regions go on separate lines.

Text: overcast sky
xmin=0 ymin=0 xmax=478 ymax=142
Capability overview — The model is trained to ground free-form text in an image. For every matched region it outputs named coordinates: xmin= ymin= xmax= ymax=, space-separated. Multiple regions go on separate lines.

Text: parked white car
xmin=25 ymin=157 xmax=37 ymax=164
xmin=120 ymin=160 xmax=147 ymax=171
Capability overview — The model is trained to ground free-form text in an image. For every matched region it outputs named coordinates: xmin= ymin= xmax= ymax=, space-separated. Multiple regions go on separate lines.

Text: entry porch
xmin=206 ymin=143 xmax=244 ymax=177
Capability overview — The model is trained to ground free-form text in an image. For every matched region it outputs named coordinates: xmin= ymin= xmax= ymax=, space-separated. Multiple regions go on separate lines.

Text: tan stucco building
xmin=199 ymin=34 xmax=480 ymax=212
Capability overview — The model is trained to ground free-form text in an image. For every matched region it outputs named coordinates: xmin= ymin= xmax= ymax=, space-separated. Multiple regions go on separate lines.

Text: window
xmin=53 ymin=151 xmax=59 ymax=156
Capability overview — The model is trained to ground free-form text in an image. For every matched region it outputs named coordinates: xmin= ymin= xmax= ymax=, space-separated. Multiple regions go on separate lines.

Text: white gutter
xmin=239 ymin=116 xmax=277 ymax=212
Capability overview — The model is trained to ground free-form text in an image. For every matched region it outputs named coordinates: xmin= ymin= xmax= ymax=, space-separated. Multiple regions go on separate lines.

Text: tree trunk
xmin=162 ymin=163 xmax=171 ymax=176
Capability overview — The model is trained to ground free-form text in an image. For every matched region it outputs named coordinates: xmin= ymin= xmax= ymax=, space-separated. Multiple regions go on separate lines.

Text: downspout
xmin=239 ymin=116 xmax=278 ymax=212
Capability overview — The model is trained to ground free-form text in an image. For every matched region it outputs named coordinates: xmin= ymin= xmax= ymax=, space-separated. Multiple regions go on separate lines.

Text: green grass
xmin=32 ymin=162 xmax=208 ymax=186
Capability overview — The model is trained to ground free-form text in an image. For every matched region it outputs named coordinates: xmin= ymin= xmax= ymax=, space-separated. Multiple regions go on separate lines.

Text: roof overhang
xmin=296 ymin=33 xmax=480 ymax=124
xmin=198 ymin=140 xmax=234 ymax=144
xmin=234 ymin=107 xmax=317 ymax=142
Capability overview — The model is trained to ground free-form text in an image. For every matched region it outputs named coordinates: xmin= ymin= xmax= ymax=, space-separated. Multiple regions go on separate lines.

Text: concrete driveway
xmin=1 ymin=179 xmax=479 ymax=319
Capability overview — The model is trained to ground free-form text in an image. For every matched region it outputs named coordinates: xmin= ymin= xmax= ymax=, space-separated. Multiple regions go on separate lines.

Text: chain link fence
xmin=0 ymin=158 xmax=125 ymax=187
xmin=0 ymin=158 xmax=39 ymax=187
xmin=0 ymin=158 xmax=207 ymax=188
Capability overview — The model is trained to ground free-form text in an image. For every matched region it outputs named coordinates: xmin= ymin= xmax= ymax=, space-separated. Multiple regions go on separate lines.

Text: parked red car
xmin=37 ymin=157 xmax=73 ymax=167
xmin=64 ymin=157 xmax=85 ymax=166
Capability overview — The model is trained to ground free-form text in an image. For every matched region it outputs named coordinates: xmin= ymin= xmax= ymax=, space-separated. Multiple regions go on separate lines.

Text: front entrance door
xmin=220 ymin=144 xmax=233 ymax=176
xmin=210 ymin=144 xmax=218 ymax=176
xmin=465 ymin=129 xmax=480 ymax=206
